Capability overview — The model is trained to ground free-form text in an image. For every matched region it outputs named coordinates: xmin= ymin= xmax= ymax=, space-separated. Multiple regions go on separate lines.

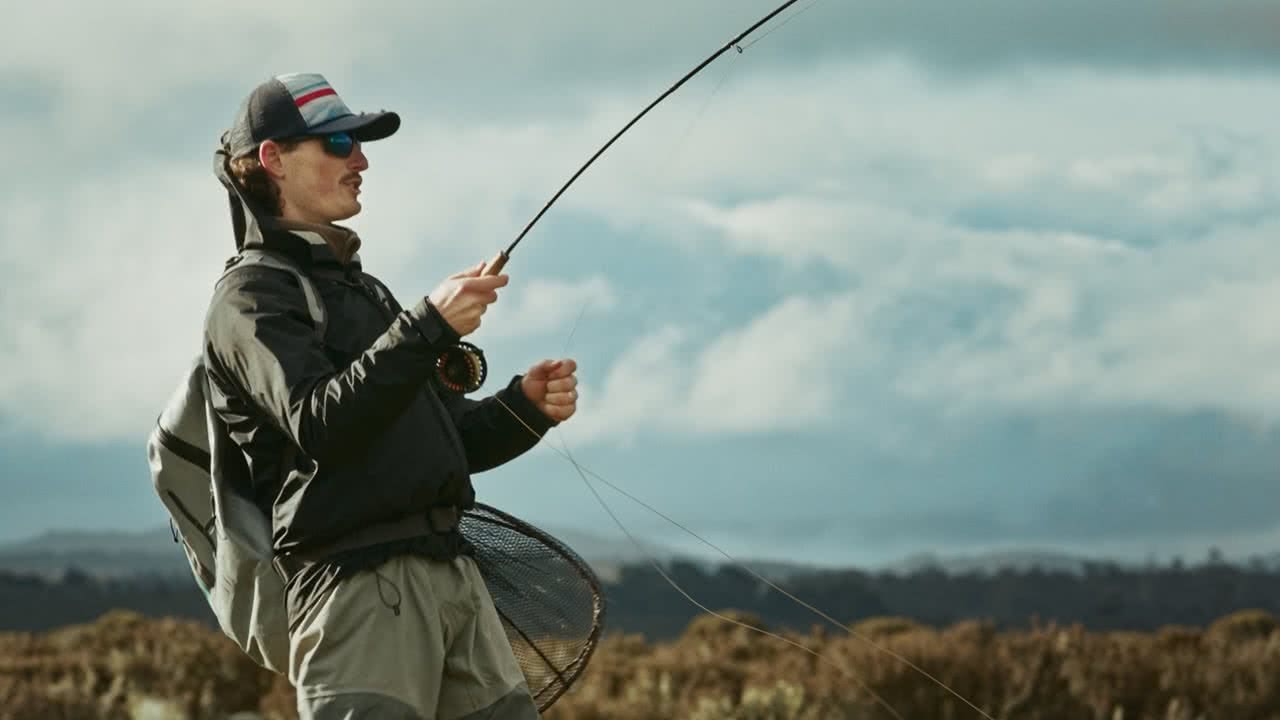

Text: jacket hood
xmin=214 ymin=139 xmax=266 ymax=253
xmin=213 ymin=140 xmax=361 ymax=267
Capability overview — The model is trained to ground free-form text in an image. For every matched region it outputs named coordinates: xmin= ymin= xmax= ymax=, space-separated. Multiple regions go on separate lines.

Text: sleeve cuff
xmin=407 ymin=297 xmax=461 ymax=349
xmin=499 ymin=374 xmax=559 ymax=434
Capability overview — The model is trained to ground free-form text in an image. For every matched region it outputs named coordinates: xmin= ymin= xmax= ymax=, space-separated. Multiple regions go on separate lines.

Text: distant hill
xmin=883 ymin=548 xmax=1105 ymax=577
xmin=882 ymin=547 xmax=1280 ymax=577
xmin=0 ymin=527 xmax=191 ymax=579
xmin=1 ymin=527 xmax=179 ymax=555
xmin=5 ymin=524 xmax=1275 ymax=585
xmin=7 ymin=546 xmax=1280 ymax=640
xmin=0 ymin=522 xmax=705 ymax=583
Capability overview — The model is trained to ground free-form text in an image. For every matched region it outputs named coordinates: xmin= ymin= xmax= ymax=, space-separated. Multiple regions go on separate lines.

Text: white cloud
xmin=681 ymin=195 xmax=872 ymax=269
xmin=485 ymin=276 xmax=618 ymax=340
xmin=893 ymin=221 xmax=1280 ymax=419
xmin=566 ymin=292 xmax=865 ymax=444
xmin=336 ymin=120 xmax=579 ymax=277
xmin=0 ymin=120 xmax=614 ymax=442
xmin=7 ymin=45 xmax=1280 ymax=448
xmin=13 ymin=0 xmax=1280 ymax=567
xmin=568 ymin=326 xmax=690 ymax=445
xmin=11 ymin=1 xmax=1280 ymax=136
xmin=682 ymin=293 xmax=864 ymax=431
xmin=0 ymin=165 xmax=230 ymax=441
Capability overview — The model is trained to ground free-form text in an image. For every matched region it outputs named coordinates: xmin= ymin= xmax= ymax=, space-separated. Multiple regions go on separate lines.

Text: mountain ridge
xmin=8 ymin=523 xmax=1258 ymax=582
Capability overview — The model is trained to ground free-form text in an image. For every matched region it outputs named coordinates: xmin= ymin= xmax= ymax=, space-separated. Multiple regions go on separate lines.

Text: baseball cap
xmin=221 ymin=72 xmax=400 ymax=158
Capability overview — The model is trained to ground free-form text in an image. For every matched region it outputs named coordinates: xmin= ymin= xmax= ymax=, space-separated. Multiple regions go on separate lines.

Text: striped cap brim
xmin=305 ymin=110 xmax=400 ymax=142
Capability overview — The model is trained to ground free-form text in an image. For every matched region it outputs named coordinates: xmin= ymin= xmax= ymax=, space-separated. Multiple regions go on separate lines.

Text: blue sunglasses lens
xmin=323 ymin=132 xmax=355 ymax=157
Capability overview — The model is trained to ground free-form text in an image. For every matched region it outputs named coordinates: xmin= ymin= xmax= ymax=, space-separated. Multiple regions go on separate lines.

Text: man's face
xmin=263 ymin=134 xmax=368 ymax=224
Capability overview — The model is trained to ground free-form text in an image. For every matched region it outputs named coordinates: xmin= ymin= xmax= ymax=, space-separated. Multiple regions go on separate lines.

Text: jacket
xmin=202 ymin=218 xmax=556 ymax=562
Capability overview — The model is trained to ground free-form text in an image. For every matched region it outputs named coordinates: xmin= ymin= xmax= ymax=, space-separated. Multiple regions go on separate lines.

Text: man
xmin=204 ymin=72 xmax=578 ymax=719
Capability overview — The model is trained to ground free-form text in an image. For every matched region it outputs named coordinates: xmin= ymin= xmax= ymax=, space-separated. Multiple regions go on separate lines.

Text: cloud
xmin=681 ymin=293 xmax=864 ymax=431
xmin=892 ymin=220 xmax=1280 ymax=421
xmin=688 ymin=186 xmax=1280 ymax=425
xmin=9 ymin=1 xmax=1280 ymax=187
xmin=8 ymin=43 xmax=1280 ymax=450
xmin=773 ymin=0 xmax=1280 ymax=74
xmin=11 ymin=1 xmax=1280 ymax=127
xmin=567 ymin=291 xmax=864 ymax=444
xmin=0 ymin=113 xmax=618 ymax=443
xmin=485 ymin=276 xmax=618 ymax=340
xmin=12 ymin=1 xmax=1280 ymax=566
xmin=0 ymin=165 xmax=230 ymax=442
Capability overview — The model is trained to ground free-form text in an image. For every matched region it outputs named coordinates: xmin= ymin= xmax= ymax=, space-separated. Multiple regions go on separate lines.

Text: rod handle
xmin=481 ymin=250 xmax=509 ymax=276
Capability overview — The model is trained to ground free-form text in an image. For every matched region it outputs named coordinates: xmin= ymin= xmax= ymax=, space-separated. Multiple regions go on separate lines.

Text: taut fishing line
xmin=474 ymin=1 xmax=1004 ymax=718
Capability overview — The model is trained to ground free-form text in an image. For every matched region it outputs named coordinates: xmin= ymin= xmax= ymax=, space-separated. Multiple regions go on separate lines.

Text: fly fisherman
xmin=205 ymin=72 xmax=578 ymax=719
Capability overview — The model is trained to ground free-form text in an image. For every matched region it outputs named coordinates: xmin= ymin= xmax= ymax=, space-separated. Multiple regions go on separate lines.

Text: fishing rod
xmin=441 ymin=0 xmax=804 ymax=393
xmin=473 ymin=1 xmax=1005 ymax=717
xmin=480 ymin=0 xmax=805 ymax=277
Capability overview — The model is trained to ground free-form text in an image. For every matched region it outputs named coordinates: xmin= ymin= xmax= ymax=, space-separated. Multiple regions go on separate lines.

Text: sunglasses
xmin=319 ymin=131 xmax=356 ymax=158
xmin=269 ymin=131 xmax=358 ymax=159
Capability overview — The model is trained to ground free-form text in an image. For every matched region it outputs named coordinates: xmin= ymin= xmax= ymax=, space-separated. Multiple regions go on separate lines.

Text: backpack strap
xmin=220 ymin=249 xmax=327 ymax=341
xmin=359 ymin=272 xmax=400 ymax=314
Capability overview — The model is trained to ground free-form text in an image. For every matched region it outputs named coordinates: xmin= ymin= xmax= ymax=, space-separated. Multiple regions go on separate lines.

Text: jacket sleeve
xmin=438 ymin=374 xmax=557 ymax=473
xmin=351 ymin=268 xmax=555 ymax=473
xmin=203 ymin=266 xmax=459 ymax=464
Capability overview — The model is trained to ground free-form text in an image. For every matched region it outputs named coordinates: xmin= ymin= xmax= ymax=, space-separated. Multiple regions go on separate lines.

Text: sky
xmin=4 ymin=0 xmax=1280 ymax=570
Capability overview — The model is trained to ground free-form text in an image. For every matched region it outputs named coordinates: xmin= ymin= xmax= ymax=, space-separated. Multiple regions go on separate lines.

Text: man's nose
xmin=349 ymin=143 xmax=369 ymax=171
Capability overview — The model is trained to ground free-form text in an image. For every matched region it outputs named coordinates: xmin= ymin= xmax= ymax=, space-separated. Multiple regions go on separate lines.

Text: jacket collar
xmin=211 ymin=146 xmax=363 ymax=272
xmin=244 ymin=216 xmax=364 ymax=271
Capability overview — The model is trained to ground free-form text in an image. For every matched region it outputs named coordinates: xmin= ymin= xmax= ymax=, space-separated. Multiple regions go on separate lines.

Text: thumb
xmin=526 ymin=358 xmax=556 ymax=380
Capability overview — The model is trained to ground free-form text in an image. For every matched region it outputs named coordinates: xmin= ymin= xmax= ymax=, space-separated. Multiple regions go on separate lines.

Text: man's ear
xmin=259 ymin=140 xmax=286 ymax=179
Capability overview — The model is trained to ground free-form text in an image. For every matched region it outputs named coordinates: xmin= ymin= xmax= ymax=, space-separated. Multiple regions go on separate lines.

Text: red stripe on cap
xmin=294 ymin=88 xmax=337 ymax=107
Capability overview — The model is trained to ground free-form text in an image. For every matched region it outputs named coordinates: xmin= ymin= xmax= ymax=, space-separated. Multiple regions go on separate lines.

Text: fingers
xmin=545 ymin=375 xmax=577 ymax=393
xmin=543 ymin=376 xmax=579 ymax=408
xmin=461 ymin=274 xmax=509 ymax=292
xmin=449 ymin=262 xmax=485 ymax=280
xmin=543 ymin=390 xmax=578 ymax=407
xmin=524 ymin=358 xmax=556 ymax=380
xmin=430 ymin=267 xmax=509 ymax=337
xmin=529 ymin=358 xmax=579 ymax=421
xmin=539 ymin=359 xmax=576 ymax=383
xmin=540 ymin=399 xmax=577 ymax=421
xmin=526 ymin=359 xmax=578 ymax=389
xmin=550 ymin=358 xmax=576 ymax=377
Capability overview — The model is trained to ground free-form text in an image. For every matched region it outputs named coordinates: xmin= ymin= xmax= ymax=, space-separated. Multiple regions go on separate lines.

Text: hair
xmin=227 ymin=138 xmax=302 ymax=216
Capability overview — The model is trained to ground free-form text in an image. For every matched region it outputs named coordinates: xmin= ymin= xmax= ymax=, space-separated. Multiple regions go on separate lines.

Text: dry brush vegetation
xmin=2 ymin=608 xmax=1278 ymax=719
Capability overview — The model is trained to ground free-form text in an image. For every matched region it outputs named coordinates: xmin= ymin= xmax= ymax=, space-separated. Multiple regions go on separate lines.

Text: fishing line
xmin=653 ymin=47 xmax=743 ymax=182
xmin=480 ymin=0 xmax=808 ymax=277
xmin=550 ymin=44 xmax=742 ymax=372
xmin=478 ymin=1 xmax=1003 ymax=716
xmin=495 ymin=397 xmax=907 ymax=720
xmin=494 ymin=395 xmax=1001 ymax=720
xmin=560 ymin=303 xmax=589 ymax=357
xmin=737 ymin=0 xmax=826 ymax=52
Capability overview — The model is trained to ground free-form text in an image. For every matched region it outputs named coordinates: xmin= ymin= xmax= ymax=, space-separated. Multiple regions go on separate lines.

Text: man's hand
xmin=428 ymin=262 xmax=509 ymax=337
xmin=521 ymin=358 xmax=578 ymax=423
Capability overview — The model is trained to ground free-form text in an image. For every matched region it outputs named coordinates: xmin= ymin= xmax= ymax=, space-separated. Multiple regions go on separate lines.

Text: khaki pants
xmin=289 ymin=553 xmax=540 ymax=720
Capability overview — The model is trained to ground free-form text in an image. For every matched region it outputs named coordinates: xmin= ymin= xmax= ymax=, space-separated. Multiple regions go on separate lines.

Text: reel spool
xmin=436 ymin=341 xmax=488 ymax=393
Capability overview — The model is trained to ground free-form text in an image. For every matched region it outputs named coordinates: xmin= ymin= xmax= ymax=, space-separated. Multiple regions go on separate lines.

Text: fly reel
xmin=436 ymin=341 xmax=487 ymax=394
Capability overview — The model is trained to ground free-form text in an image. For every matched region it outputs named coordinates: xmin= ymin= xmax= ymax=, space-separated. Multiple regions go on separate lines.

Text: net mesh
xmin=462 ymin=503 xmax=606 ymax=711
